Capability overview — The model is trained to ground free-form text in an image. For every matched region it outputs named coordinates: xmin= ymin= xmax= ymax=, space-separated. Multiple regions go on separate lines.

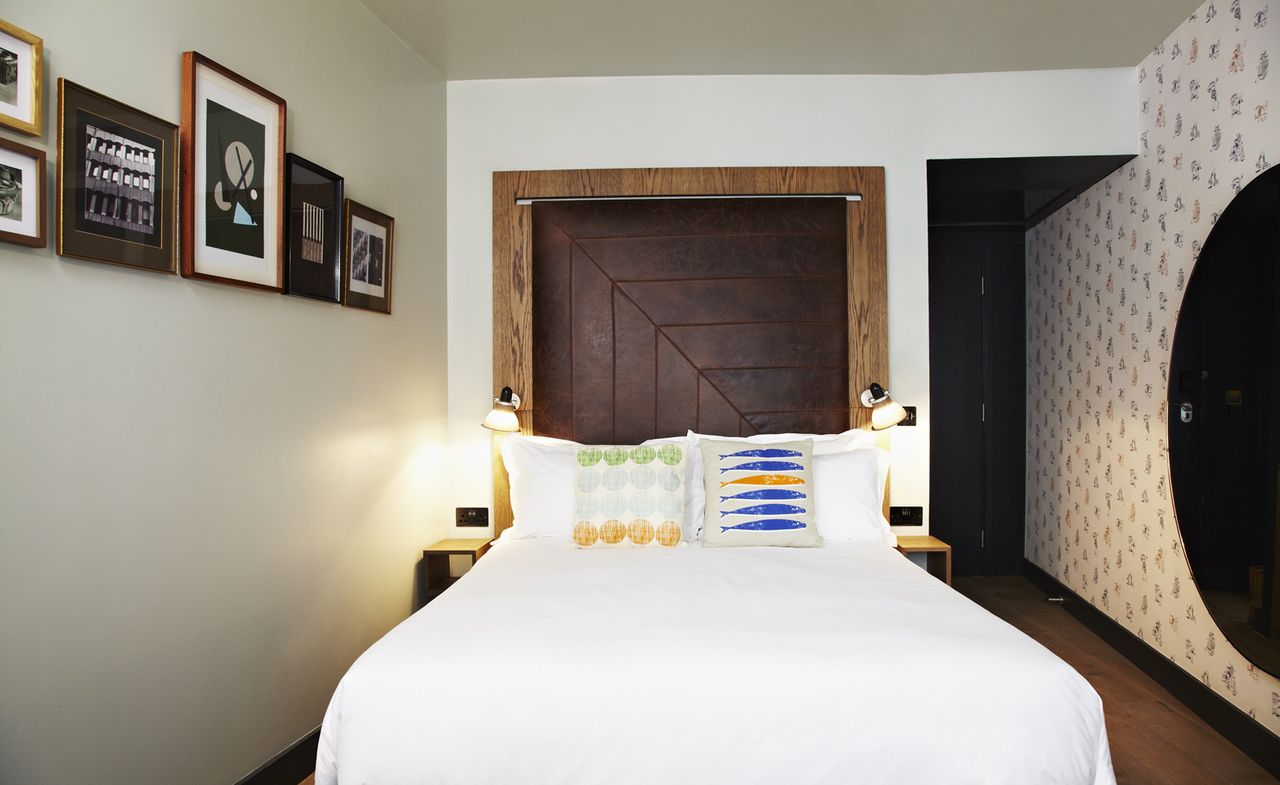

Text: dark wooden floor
xmin=297 ymin=577 xmax=1275 ymax=785
xmin=957 ymin=576 xmax=1278 ymax=785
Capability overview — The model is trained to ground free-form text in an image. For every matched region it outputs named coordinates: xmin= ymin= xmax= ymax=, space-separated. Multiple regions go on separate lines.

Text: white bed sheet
xmin=317 ymin=539 xmax=1115 ymax=785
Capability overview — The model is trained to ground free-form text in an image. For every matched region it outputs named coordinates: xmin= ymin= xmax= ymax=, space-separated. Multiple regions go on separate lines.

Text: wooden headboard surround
xmin=492 ymin=167 xmax=888 ymax=538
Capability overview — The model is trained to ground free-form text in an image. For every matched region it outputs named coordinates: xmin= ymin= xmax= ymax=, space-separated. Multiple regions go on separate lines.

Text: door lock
xmin=1179 ymin=401 xmax=1194 ymax=423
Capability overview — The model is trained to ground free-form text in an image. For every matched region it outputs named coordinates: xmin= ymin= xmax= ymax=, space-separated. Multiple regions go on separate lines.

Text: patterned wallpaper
xmin=1026 ymin=0 xmax=1280 ymax=733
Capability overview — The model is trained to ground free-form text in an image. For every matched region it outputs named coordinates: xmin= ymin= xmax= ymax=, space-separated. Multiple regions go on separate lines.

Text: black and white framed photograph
xmin=180 ymin=51 xmax=286 ymax=291
xmin=342 ymin=200 xmax=394 ymax=314
xmin=0 ymin=18 xmax=41 ymax=136
xmin=284 ymin=154 xmax=343 ymax=302
xmin=0 ymin=136 xmax=45 ymax=248
xmin=57 ymin=80 xmax=179 ymax=273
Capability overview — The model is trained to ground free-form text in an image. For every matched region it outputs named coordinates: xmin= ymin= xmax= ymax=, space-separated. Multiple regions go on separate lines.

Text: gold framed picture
xmin=0 ymin=18 xmax=42 ymax=136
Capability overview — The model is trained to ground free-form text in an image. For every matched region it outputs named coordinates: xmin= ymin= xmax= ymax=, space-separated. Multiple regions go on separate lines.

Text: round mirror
xmin=1169 ymin=166 xmax=1280 ymax=676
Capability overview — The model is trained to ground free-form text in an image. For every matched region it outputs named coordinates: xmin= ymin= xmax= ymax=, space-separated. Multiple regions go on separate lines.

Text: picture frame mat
xmin=57 ymin=79 xmax=178 ymax=272
xmin=348 ymin=214 xmax=386 ymax=298
xmin=191 ymin=61 xmax=281 ymax=287
xmin=0 ymin=28 xmax=32 ymax=120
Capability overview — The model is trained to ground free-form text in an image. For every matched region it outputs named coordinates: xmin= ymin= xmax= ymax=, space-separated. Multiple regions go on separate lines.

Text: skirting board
xmin=1023 ymin=559 xmax=1280 ymax=778
xmin=233 ymin=726 xmax=319 ymax=785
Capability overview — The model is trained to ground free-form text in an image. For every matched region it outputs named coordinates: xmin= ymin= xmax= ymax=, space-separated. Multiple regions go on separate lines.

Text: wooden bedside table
xmin=896 ymin=535 xmax=952 ymax=586
xmin=418 ymin=538 xmax=491 ymax=609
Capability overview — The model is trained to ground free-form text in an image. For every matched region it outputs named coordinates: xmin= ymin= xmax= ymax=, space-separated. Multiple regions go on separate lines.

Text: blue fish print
xmin=719 ymin=460 xmax=804 ymax=474
xmin=720 ymin=518 xmax=807 ymax=533
xmin=719 ymin=489 xmax=807 ymax=503
xmin=720 ymin=503 xmax=807 ymax=517
xmin=718 ymin=448 xmax=802 ymax=459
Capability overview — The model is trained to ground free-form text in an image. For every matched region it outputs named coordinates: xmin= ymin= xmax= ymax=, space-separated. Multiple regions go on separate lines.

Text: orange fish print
xmin=719 ymin=474 xmax=805 ymax=488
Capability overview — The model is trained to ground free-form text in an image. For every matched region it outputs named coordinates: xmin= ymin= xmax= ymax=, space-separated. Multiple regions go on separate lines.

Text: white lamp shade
xmin=871 ymin=398 xmax=908 ymax=431
xmin=860 ymin=382 xmax=906 ymax=430
xmin=482 ymin=406 xmax=520 ymax=432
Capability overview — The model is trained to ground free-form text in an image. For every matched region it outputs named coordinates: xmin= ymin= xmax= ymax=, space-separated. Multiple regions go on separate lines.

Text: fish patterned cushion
xmin=699 ymin=438 xmax=820 ymax=548
xmin=573 ymin=444 xmax=686 ymax=548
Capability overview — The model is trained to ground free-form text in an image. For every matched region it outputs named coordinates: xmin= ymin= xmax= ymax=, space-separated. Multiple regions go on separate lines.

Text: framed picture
xmin=0 ymin=18 xmax=41 ymax=136
xmin=180 ymin=51 xmax=286 ymax=291
xmin=284 ymin=154 xmax=343 ymax=302
xmin=56 ymin=80 xmax=178 ymax=273
xmin=342 ymin=200 xmax=394 ymax=314
xmin=0 ymin=136 xmax=46 ymax=247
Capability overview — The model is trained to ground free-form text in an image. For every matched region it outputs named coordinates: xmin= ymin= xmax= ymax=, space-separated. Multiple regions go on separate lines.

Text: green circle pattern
xmin=629 ymin=445 xmax=657 ymax=464
xmin=657 ymin=444 xmax=684 ymax=466
xmin=604 ymin=447 xmax=628 ymax=465
xmin=577 ymin=447 xmax=603 ymax=467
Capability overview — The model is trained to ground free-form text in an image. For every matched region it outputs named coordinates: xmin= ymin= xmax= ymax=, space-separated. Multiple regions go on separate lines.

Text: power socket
xmin=901 ymin=406 xmax=917 ymax=426
xmin=456 ymin=507 xmax=489 ymax=527
xmin=889 ymin=506 xmax=924 ymax=526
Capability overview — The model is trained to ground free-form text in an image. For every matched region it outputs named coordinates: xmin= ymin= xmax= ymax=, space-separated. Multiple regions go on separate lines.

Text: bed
xmin=316 ymin=178 xmax=1114 ymax=783
xmin=316 ymin=537 xmax=1114 ymax=785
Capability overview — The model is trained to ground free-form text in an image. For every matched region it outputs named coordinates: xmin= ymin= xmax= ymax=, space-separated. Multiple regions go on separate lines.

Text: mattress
xmin=316 ymin=539 xmax=1115 ymax=785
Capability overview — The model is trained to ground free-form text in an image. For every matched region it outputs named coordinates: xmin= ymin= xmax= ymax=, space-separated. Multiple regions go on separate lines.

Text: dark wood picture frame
xmin=284 ymin=153 xmax=343 ymax=302
xmin=342 ymin=199 xmax=394 ymax=314
xmin=0 ymin=17 xmax=43 ymax=137
xmin=56 ymin=79 xmax=179 ymax=273
xmin=180 ymin=51 xmax=286 ymax=291
xmin=0 ymin=136 xmax=46 ymax=248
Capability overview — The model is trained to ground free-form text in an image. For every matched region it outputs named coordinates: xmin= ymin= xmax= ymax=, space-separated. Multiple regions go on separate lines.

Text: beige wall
xmin=0 ymin=2 xmax=448 ymax=784
xmin=444 ymin=70 xmax=1140 ymax=539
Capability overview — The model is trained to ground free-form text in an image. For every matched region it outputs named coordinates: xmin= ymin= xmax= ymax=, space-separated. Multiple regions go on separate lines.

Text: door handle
xmin=1180 ymin=401 xmax=1194 ymax=423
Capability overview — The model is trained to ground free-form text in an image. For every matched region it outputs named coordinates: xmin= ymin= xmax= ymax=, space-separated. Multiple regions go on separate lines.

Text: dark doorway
xmin=927 ymin=155 xmax=1133 ymax=576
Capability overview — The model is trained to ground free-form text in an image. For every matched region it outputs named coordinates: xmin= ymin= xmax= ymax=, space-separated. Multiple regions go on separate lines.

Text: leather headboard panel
xmin=531 ymin=197 xmax=849 ymax=443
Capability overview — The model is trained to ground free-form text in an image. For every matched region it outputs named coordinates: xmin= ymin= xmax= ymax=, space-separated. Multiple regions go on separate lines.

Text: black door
xmin=928 ymin=227 xmax=1026 ymax=576
xmin=926 ymin=155 xmax=1134 ymax=578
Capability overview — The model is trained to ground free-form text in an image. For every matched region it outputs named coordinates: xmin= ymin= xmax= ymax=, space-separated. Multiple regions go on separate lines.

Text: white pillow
xmin=499 ymin=435 xmax=579 ymax=539
xmin=684 ymin=430 xmax=880 ymax=540
xmin=499 ymin=433 xmax=686 ymax=540
xmin=813 ymin=446 xmax=895 ymax=545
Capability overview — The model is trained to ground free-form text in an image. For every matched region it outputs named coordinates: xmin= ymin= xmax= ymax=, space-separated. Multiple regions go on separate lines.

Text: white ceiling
xmin=359 ymin=0 xmax=1202 ymax=81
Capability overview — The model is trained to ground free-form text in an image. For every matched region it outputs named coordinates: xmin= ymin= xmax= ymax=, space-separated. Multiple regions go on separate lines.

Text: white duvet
xmin=317 ymin=539 xmax=1115 ymax=785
